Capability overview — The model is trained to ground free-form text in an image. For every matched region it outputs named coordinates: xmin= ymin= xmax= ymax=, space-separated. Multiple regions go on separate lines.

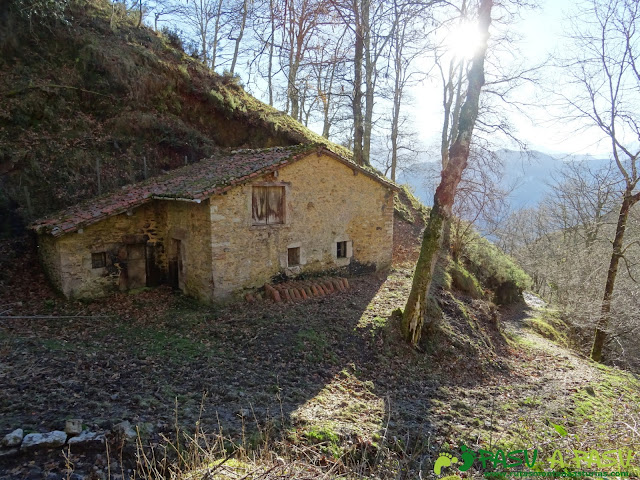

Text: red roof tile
xmin=31 ymin=144 xmax=397 ymax=237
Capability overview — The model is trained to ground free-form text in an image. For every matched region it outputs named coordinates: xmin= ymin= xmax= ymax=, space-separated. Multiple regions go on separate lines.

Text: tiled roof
xmin=31 ymin=144 xmax=398 ymax=237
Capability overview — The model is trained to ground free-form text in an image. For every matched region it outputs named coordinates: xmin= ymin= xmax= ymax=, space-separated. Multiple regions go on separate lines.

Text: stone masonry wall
xmin=48 ymin=202 xmax=168 ymax=298
xmin=38 ymin=152 xmax=393 ymax=302
xmin=164 ymin=200 xmax=214 ymax=303
xmin=37 ymin=234 xmax=62 ymax=294
xmin=207 ymin=152 xmax=394 ymax=299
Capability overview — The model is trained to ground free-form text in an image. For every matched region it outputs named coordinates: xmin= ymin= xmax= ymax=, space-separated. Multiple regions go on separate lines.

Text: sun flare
xmin=445 ymin=21 xmax=484 ymax=60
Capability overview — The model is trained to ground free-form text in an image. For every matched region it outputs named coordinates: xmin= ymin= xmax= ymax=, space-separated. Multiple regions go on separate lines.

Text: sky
xmin=410 ymin=0 xmax=616 ymax=159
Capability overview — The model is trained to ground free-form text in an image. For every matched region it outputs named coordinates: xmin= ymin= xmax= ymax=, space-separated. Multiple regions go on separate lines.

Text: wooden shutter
xmin=253 ymin=186 xmax=284 ymax=225
xmin=252 ymin=186 xmax=268 ymax=224
xmin=266 ymin=186 xmax=285 ymax=224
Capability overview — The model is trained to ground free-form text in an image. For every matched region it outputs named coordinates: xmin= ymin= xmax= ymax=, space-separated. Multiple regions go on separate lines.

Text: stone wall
xmin=37 ymin=234 xmax=62 ymax=294
xmin=164 ymin=200 xmax=214 ymax=303
xmin=42 ymin=202 xmax=168 ymax=298
xmin=207 ymin=151 xmax=394 ymax=299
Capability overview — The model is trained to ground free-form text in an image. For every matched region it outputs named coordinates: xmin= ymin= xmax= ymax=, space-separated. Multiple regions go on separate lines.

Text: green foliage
xmin=463 ymin=234 xmax=532 ymax=291
xmin=304 ymin=426 xmax=342 ymax=458
xmin=449 ymin=261 xmax=484 ymax=299
xmin=160 ymin=25 xmax=184 ymax=52
xmin=550 ymin=421 xmax=568 ymax=437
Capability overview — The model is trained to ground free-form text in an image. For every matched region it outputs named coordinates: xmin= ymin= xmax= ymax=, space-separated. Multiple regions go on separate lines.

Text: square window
xmin=288 ymin=247 xmax=300 ymax=266
xmin=252 ymin=186 xmax=285 ymax=225
xmin=337 ymin=241 xmax=347 ymax=259
xmin=91 ymin=252 xmax=106 ymax=269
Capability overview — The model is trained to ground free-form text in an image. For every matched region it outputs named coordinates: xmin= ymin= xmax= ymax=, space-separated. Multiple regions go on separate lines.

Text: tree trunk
xmin=402 ymin=200 xmax=446 ymax=344
xmin=362 ymin=0 xmax=373 ymax=166
xmin=321 ymin=63 xmax=335 ymax=138
xmin=352 ymin=0 xmax=364 ymax=166
xmin=211 ymin=0 xmax=223 ymax=69
xmin=402 ymin=0 xmax=493 ymax=345
xmin=230 ymin=0 xmax=248 ymax=74
xmin=390 ymin=44 xmax=401 ymax=181
xmin=267 ymin=0 xmax=275 ymax=106
xmin=590 ymin=190 xmax=640 ymax=361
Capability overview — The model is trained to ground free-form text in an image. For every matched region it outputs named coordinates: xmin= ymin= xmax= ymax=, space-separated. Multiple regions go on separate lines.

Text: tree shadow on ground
xmin=0 ymin=242 xmax=514 ymax=478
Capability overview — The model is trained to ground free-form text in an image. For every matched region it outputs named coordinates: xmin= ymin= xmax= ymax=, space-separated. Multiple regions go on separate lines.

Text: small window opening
xmin=92 ymin=252 xmax=106 ymax=269
xmin=288 ymin=247 xmax=300 ymax=266
xmin=336 ymin=241 xmax=347 ymax=259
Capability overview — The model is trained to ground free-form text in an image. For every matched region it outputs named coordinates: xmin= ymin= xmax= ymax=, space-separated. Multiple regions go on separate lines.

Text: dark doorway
xmin=168 ymin=239 xmax=183 ymax=290
xmin=127 ymin=244 xmax=147 ymax=289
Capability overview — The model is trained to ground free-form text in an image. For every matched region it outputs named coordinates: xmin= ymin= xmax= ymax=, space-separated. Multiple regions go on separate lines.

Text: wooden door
xmin=127 ymin=243 xmax=147 ymax=289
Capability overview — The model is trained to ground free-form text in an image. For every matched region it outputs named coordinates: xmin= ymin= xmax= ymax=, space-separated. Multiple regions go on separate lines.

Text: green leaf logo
xmin=550 ymin=422 xmax=568 ymax=437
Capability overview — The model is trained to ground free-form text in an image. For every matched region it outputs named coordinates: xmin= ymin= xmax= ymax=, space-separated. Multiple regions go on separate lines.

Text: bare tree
xmin=543 ymin=160 xmax=622 ymax=248
xmin=180 ymin=0 xmax=222 ymax=67
xmin=148 ymin=0 xmax=181 ymax=31
xmin=402 ymin=0 xmax=493 ymax=345
xmin=229 ymin=0 xmax=249 ymax=74
xmin=386 ymin=0 xmax=432 ymax=181
xmin=558 ymin=0 xmax=640 ymax=362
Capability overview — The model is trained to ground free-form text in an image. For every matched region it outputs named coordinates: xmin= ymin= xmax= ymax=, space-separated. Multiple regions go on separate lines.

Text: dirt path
xmin=428 ymin=293 xmax=640 ymax=479
xmin=499 ymin=293 xmax=602 ymax=420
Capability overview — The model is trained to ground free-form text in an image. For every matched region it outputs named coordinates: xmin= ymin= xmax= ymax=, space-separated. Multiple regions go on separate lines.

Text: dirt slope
xmin=1 ymin=239 xmax=638 ymax=479
xmin=0 ymin=0 xmax=352 ymax=230
xmin=0 ymin=184 xmax=637 ymax=479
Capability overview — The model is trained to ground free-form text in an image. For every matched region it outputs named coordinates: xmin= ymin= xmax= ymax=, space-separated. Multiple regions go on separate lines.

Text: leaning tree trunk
xmin=590 ymin=189 xmax=640 ymax=362
xmin=402 ymin=0 xmax=493 ymax=345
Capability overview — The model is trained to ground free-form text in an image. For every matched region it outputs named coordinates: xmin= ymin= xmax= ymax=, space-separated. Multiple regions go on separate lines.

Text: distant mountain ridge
xmin=397 ymin=149 xmax=611 ymax=210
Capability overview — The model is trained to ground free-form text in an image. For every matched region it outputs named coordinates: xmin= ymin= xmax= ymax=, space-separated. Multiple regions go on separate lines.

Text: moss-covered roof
xmin=31 ymin=144 xmax=398 ymax=237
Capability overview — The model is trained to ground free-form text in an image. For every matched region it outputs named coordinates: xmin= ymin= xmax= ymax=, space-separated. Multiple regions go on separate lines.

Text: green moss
xmin=449 ymin=261 xmax=484 ymax=299
xmin=114 ymin=325 xmax=207 ymax=362
xmin=572 ymin=366 xmax=640 ymax=424
xmin=394 ymin=195 xmax=415 ymax=223
xmin=394 ymin=184 xmax=429 ymax=224
xmin=463 ymin=234 xmax=532 ymax=291
xmin=525 ymin=310 xmax=569 ymax=346
xmin=304 ymin=426 xmax=341 ymax=458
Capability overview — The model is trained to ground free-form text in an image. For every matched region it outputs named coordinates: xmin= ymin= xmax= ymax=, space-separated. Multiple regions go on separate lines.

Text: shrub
xmin=160 ymin=25 xmax=184 ymax=52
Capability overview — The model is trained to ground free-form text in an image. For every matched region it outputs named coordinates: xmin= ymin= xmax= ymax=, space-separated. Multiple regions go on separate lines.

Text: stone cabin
xmin=30 ymin=145 xmax=398 ymax=302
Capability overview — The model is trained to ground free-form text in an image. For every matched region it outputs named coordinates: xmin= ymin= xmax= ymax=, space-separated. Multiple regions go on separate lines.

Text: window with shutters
xmin=252 ymin=186 xmax=285 ymax=225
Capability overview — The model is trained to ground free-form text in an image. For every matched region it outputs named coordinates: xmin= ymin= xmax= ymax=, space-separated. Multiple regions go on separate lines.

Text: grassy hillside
xmin=0 ymin=0 xmax=351 ymax=232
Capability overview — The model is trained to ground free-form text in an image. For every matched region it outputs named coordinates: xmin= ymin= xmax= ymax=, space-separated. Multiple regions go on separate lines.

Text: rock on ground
xmin=113 ymin=421 xmax=137 ymax=443
xmin=1 ymin=428 xmax=23 ymax=447
xmin=67 ymin=430 xmax=106 ymax=449
xmin=21 ymin=431 xmax=67 ymax=450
